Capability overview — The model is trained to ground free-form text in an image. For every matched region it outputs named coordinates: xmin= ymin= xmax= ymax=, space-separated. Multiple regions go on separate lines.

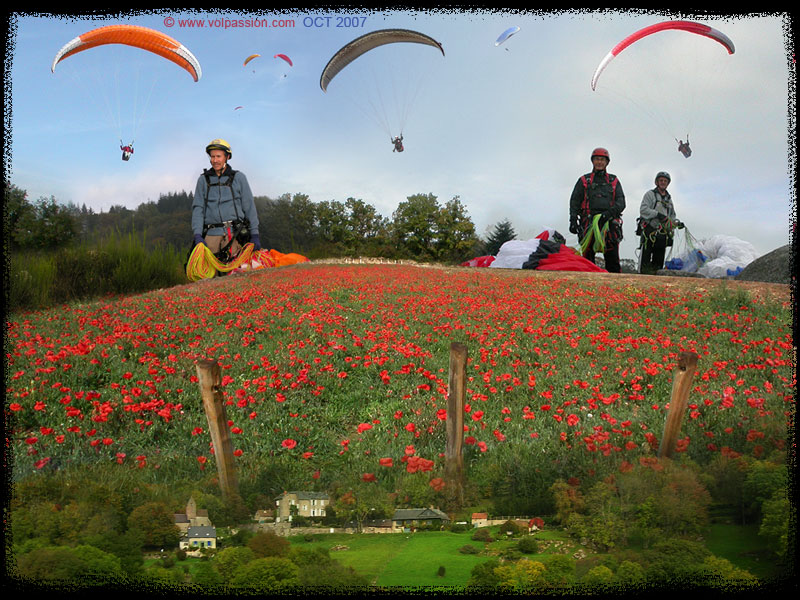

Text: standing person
xmin=192 ymin=139 xmax=261 ymax=271
xmin=568 ymin=147 xmax=626 ymax=273
xmin=638 ymin=171 xmax=684 ymax=274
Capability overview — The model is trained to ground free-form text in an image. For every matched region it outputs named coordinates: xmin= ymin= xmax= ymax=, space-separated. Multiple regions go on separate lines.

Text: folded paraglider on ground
xmin=461 ymin=229 xmax=607 ymax=272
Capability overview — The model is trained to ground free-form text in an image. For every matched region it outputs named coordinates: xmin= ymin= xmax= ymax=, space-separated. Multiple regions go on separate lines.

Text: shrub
xmin=459 ymin=544 xmax=480 ymax=555
xmin=437 ymin=565 xmax=446 ymax=577
xmin=517 ymin=536 xmax=539 ymax=554
xmin=471 ymin=527 xmax=493 ymax=543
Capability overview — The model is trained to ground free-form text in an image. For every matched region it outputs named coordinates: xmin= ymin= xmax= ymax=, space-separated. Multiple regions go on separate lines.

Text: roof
xmin=393 ymin=508 xmax=450 ymax=521
xmin=471 ymin=512 xmax=488 ymax=519
xmin=183 ymin=526 xmax=217 ymax=539
xmin=275 ymin=491 xmax=330 ymax=501
xmin=174 ymin=514 xmax=190 ymax=523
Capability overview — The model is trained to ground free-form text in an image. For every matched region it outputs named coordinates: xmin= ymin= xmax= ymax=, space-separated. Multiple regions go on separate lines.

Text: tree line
xmin=5 ymin=183 xmax=521 ymax=264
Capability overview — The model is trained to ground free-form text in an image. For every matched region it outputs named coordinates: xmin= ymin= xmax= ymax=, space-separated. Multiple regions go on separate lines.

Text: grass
xmin=287 ymin=527 xmax=581 ymax=588
xmin=704 ymin=523 xmax=781 ymax=581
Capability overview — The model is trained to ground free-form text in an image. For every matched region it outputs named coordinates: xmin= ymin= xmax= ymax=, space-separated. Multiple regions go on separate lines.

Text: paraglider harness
xmin=200 ymin=168 xmax=251 ymax=264
xmin=636 ymin=190 xmax=675 ymax=248
xmin=579 ymin=171 xmax=622 ymax=249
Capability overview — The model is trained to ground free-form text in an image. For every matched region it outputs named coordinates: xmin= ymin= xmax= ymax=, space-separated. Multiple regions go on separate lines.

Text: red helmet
xmin=591 ymin=147 xmax=610 ymax=163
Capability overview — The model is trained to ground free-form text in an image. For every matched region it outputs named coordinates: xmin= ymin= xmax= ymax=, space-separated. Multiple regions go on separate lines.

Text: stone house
xmin=274 ymin=491 xmax=330 ymax=522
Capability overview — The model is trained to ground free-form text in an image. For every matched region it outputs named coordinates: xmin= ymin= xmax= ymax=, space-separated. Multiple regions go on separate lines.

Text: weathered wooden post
xmin=658 ymin=351 xmax=699 ymax=459
xmin=445 ymin=342 xmax=467 ymax=508
xmin=195 ymin=359 xmax=239 ymax=498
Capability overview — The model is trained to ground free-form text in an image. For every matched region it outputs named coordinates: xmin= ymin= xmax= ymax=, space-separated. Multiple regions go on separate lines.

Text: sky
xmin=5 ymin=10 xmax=795 ymax=262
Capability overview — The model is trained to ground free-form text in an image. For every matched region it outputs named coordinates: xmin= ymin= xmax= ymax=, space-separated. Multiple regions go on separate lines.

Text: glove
xmin=598 ymin=211 xmax=613 ymax=227
xmin=193 ymin=234 xmax=205 ymax=247
xmin=250 ymin=233 xmax=262 ymax=251
xmin=676 ymin=220 xmax=685 ymax=229
xmin=569 ymin=219 xmax=579 ymax=235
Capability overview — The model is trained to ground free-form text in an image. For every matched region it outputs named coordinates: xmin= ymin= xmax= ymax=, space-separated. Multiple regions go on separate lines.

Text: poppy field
xmin=5 ymin=264 xmax=794 ymax=505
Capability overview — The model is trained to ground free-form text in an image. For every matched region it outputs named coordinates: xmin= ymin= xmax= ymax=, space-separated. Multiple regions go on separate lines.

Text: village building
xmin=174 ymin=497 xmax=216 ymax=552
xmin=392 ymin=508 xmax=450 ymax=531
xmin=274 ymin=491 xmax=330 ymax=522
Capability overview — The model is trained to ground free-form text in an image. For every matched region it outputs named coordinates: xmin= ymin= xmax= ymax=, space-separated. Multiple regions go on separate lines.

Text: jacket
xmin=569 ymin=169 xmax=626 ymax=223
xmin=192 ymin=165 xmax=259 ymax=237
xmin=639 ymin=188 xmax=676 ymax=231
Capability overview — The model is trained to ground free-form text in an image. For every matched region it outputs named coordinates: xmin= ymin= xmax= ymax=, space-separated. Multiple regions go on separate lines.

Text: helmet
xmin=655 ymin=171 xmax=671 ymax=184
xmin=206 ymin=139 xmax=232 ymax=159
xmin=591 ymin=147 xmax=610 ymax=163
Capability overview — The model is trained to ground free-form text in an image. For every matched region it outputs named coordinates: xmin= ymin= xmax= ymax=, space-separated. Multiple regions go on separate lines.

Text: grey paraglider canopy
xmin=320 ymin=28 xmax=444 ymax=92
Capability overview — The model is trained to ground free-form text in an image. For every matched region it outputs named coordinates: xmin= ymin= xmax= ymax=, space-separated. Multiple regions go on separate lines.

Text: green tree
xmin=467 ymin=558 xmax=502 ymax=589
xmin=542 ymin=554 xmax=576 ymax=587
xmin=247 ymin=530 xmax=290 ymax=558
xmin=615 ymin=559 xmax=645 ymax=587
xmin=581 ymin=564 xmax=615 ymax=587
xmin=484 ymin=219 xmax=516 ymax=256
xmin=495 ymin=558 xmax=547 ymax=591
xmin=213 ymin=545 xmax=255 ymax=583
xmin=435 ymin=195 xmax=480 ymax=262
xmin=127 ymin=502 xmax=181 ymax=549
xmin=230 ymin=556 xmax=300 ymax=590
xmin=391 ymin=193 xmax=441 ymax=260
xmin=14 ymin=546 xmax=89 ymax=580
xmin=193 ymin=560 xmax=224 ymax=587
xmin=759 ymin=489 xmax=790 ymax=558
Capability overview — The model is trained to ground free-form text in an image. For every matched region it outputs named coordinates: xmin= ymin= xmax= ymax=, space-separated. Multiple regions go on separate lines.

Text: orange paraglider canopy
xmin=52 ymin=24 xmax=202 ymax=82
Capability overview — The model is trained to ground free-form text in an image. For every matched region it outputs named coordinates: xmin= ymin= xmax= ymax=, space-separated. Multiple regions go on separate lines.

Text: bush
xmin=437 ymin=565 xmax=446 ymax=577
xmin=471 ymin=527 xmax=493 ymax=543
xmin=459 ymin=544 xmax=480 ymax=555
xmin=517 ymin=536 xmax=539 ymax=554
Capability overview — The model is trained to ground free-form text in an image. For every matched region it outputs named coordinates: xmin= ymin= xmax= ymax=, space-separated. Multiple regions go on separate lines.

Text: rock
xmin=735 ymin=245 xmax=792 ymax=284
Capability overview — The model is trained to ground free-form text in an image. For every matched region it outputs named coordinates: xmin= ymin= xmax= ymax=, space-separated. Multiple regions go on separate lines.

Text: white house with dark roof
xmin=179 ymin=525 xmax=217 ymax=551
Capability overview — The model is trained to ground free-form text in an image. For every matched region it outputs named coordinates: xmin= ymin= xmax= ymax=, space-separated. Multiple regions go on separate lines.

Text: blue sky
xmin=6 ymin=10 xmax=793 ymax=261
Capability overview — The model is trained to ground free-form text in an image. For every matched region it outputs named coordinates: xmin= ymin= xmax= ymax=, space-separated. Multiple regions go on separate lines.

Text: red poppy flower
xmin=362 ymin=472 xmax=376 ymax=482
xmin=379 ymin=457 xmax=394 ymax=467
xmin=282 ymin=438 xmax=297 ymax=449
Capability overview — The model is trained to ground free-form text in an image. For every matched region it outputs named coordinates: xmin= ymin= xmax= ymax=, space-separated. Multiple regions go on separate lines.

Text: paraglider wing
xmin=495 ymin=26 xmax=520 ymax=46
xmin=274 ymin=53 xmax=293 ymax=67
xmin=320 ymin=28 xmax=444 ymax=92
xmin=244 ymin=53 xmax=261 ymax=66
xmin=52 ymin=24 xmax=202 ymax=81
xmin=591 ymin=20 xmax=734 ymax=90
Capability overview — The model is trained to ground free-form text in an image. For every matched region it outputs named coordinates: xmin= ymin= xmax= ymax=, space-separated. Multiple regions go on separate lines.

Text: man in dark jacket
xmin=568 ymin=147 xmax=626 ymax=273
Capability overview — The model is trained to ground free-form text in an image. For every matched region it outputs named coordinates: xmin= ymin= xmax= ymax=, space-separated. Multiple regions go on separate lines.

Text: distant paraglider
xmin=52 ymin=24 xmax=202 ymax=81
xmin=320 ymin=29 xmax=445 ymax=149
xmin=590 ymin=20 xmax=735 ymax=91
xmin=120 ymin=141 xmax=134 ymax=161
xmin=52 ymin=25 xmax=201 ymax=156
xmin=677 ymin=137 xmax=692 ymax=158
xmin=495 ymin=26 xmax=520 ymax=50
xmin=590 ymin=20 xmax=735 ymax=149
xmin=274 ymin=53 xmax=293 ymax=67
xmin=320 ymin=28 xmax=444 ymax=93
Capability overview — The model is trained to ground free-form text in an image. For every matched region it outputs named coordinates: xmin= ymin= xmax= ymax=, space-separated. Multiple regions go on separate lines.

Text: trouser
xmin=640 ymin=233 xmax=668 ymax=275
xmin=583 ymin=246 xmax=621 ymax=273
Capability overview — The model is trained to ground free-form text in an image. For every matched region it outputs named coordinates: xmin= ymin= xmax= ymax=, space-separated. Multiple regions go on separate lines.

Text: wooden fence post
xmin=445 ymin=342 xmax=467 ymax=508
xmin=195 ymin=359 xmax=239 ymax=498
xmin=658 ymin=351 xmax=699 ymax=460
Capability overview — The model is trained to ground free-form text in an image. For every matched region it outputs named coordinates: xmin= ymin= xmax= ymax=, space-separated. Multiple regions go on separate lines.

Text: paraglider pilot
xmin=677 ymin=136 xmax=692 ymax=158
xmin=392 ymin=135 xmax=404 ymax=153
xmin=192 ymin=138 xmax=261 ymax=274
xmin=638 ymin=171 xmax=684 ymax=275
xmin=120 ymin=141 xmax=134 ymax=161
xmin=568 ymin=147 xmax=626 ymax=273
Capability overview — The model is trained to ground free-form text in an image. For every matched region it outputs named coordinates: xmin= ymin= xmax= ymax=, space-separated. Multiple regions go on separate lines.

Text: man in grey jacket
xmin=638 ymin=171 xmax=684 ymax=274
xmin=192 ymin=139 xmax=261 ymax=267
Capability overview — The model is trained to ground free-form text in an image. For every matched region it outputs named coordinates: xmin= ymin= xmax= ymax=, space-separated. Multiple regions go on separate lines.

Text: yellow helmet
xmin=206 ymin=138 xmax=232 ymax=159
